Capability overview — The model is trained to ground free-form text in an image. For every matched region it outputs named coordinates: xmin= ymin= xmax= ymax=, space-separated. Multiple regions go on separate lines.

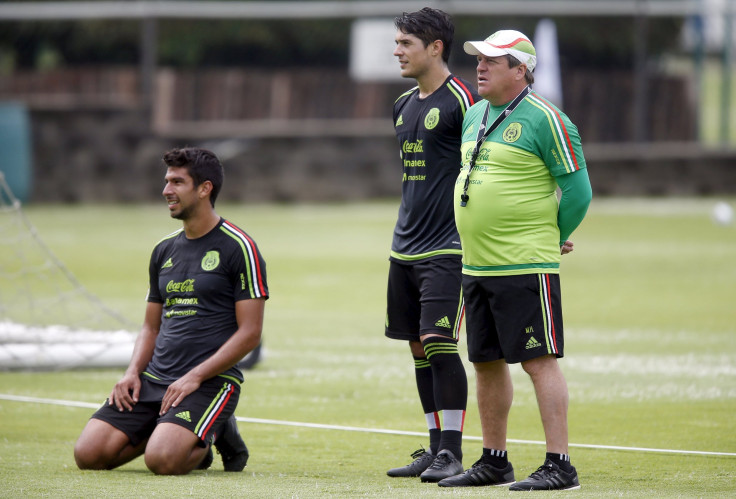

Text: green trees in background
xmin=1 ymin=9 xmax=683 ymax=71
xmin=2 ymin=18 xmax=350 ymax=70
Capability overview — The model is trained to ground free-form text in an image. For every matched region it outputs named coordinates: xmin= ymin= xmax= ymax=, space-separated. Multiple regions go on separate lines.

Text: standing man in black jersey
xmin=385 ymin=8 xmax=480 ymax=483
xmin=74 ymin=147 xmax=268 ymax=475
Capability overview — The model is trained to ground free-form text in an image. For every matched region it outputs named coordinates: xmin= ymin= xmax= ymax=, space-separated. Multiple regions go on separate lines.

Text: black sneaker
xmin=214 ymin=415 xmax=249 ymax=472
xmin=438 ymin=458 xmax=515 ymax=487
xmin=196 ymin=446 xmax=213 ymax=470
xmin=419 ymin=450 xmax=464 ymax=483
xmin=509 ymin=460 xmax=580 ymax=491
xmin=386 ymin=448 xmax=435 ymax=477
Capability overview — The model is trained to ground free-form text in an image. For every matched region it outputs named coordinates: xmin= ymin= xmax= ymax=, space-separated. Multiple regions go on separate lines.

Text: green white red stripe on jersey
xmin=220 ymin=220 xmax=267 ymax=299
xmin=527 ymin=92 xmax=582 ymax=174
xmin=447 ymin=77 xmax=477 ymax=115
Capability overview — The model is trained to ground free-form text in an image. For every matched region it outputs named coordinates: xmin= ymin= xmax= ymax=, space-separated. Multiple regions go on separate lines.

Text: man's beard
xmin=170 ymin=204 xmax=194 ymax=220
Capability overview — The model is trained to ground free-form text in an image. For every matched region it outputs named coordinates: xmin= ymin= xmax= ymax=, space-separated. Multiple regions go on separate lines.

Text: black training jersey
xmin=145 ymin=218 xmax=268 ymax=384
xmin=390 ymin=74 xmax=479 ymax=263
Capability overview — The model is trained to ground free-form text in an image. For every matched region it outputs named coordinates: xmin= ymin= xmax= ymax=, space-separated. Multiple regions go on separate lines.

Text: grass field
xmin=1 ymin=198 xmax=735 ymax=497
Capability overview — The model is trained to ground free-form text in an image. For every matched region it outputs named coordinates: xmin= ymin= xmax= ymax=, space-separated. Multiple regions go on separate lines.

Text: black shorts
xmin=463 ymin=273 xmax=564 ymax=364
xmin=385 ymin=257 xmax=464 ymax=341
xmin=90 ymin=375 xmax=241 ymax=447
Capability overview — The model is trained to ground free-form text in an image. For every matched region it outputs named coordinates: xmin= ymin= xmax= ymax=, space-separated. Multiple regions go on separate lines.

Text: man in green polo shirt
xmin=438 ymin=30 xmax=591 ymax=491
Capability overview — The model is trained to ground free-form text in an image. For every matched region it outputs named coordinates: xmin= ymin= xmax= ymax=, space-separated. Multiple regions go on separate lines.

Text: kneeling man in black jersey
xmin=74 ymin=147 xmax=268 ymax=475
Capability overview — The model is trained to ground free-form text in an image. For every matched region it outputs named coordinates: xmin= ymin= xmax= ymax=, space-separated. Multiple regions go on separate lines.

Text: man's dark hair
xmin=395 ymin=7 xmax=454 ymax=64
xmin=504 ymin=54 xmax=535 ymax=85
xmin=162 ymin=147 xmax=224 ymax=207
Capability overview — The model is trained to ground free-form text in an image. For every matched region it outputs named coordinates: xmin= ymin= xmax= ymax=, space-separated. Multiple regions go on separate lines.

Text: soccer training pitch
xmin=1 ymin=198 xmax=734 ymax=497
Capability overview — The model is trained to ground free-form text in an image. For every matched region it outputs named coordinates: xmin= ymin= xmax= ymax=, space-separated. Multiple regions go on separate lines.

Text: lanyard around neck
xmin=459 ymin=85 xmax=531 ymax=207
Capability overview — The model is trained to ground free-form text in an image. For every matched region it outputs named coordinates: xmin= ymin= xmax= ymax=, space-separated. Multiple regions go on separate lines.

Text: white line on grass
xmin=1 ymin=393 xmax=99 ymax=409
xmin=3 ymin=393 xmax=735 ymax=458
xmin=236 ymin=416 xmax=736 ymax=458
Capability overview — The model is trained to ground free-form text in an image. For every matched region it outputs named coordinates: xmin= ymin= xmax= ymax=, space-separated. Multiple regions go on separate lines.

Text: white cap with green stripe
xmin=463 ymin=30 xmax=537 ymax=72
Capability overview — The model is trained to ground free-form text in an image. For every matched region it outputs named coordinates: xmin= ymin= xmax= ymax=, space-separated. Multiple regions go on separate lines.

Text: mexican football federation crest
xmin=201 ymin=250 xmax=220 ymax=271
xmin=424 ymin=108 xmax=440 ymax=130
xmin=502 ymin=122 xmax=523 ymax=143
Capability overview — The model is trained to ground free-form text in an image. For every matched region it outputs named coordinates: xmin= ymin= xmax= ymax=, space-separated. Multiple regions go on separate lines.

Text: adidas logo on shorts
xmin=525 ymin=337 xmax=542 ymax=350
xmin=434 ymin=316 xmax=452 ymax=329
xmin=175 ymin=410 xmax=192 ymax=422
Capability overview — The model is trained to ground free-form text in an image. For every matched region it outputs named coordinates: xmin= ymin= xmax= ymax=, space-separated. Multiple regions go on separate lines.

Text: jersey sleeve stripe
xmin=220 ymin=221 xmax=267 ymax=298
xmin=155 ymin=228 xmax=183 ymax=245
xmin=447 ymin=84 xmax=466 ymax=115
xmin=448 ymin=77 xmax=476 ymax=111
xmin=394 ymin=86 xmax=418 ymax=104
xmin=527 ymin=94 xmax=581 ymax=173
xmin=446 ymin=78 xmax=474 ymax=115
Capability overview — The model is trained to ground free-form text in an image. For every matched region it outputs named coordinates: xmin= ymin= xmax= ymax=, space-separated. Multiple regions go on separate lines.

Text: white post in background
xmin=532 ymin=18 xmax=563 ymax=109
xmin=720 ymin=0 xmax=733 ymax=145
xmin=349 ymin=18 xmax=403 ymax=82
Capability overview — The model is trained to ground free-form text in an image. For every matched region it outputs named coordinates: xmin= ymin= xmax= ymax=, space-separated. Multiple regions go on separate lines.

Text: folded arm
xmin=556 ymin=168 xmax=593 ymax=246
xmin=160 ymin=298 xmax=266 ymax=414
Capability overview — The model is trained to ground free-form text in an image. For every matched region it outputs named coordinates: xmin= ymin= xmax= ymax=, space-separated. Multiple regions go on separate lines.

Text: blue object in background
xmin=0 ymin=102 xmax=33 ymax=203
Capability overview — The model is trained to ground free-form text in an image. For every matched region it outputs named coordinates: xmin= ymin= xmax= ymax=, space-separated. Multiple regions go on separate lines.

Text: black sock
xmin=482 ymin=448 xmax=508 ymax=467
xmin=546 ymin=452 xmax=573 ymax=472
xmin=421 ymin=337 xmax=468 ymax=411
xmin=422 ymin=336 xmax=468 ymax=460
xmin=428 ymin=429 xmax=441 ymax=455
xmin=414 ymin=356 xmax=439 ymax=455
xmin=438 ymin=430 xmax=463 ymax=460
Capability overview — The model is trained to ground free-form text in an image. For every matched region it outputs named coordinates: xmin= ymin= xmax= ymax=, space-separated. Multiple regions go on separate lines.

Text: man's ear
xmin=430 ymin=39 xmax=444 ymax=58
xmin=199 ymin=180 xmax=213 ymax=199
xmin=517 ymin=64 xmax=528 ymax=80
